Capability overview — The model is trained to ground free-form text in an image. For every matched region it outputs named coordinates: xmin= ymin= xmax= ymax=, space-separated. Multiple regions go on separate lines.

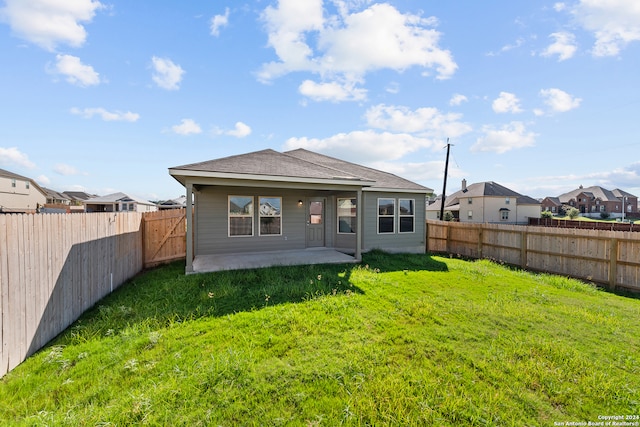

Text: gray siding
xmin=195 ymin=186 xmax=426 ymax=256
xmin=196 ymin=187 xmax=306 ymax=255
xmin=362 ymin=192 xmax=426 ymax=254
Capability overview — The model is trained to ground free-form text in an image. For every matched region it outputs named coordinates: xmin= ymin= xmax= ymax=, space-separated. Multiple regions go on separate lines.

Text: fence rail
xmin=529 ymin=217 xmax=639 ymax=232
xmin=426 ymin=220 xmax=640 ymax=293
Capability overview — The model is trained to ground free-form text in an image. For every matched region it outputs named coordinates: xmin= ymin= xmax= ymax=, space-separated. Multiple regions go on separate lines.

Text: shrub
xmin=566 ymin=207 xmax=580 ymax=219
xmin=541 ymin=210 xmax=553 ymax=219
xmin=600 ymin=212 xmax=610 ymax=219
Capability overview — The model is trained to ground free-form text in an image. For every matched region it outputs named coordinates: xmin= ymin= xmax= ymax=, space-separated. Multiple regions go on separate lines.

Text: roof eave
xmin=363 ymin=186 xmax=433 ymax=194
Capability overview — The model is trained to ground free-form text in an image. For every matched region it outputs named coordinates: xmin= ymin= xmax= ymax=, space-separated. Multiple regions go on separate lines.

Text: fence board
xmin=0 ymin=215 xmax=7 ymax=374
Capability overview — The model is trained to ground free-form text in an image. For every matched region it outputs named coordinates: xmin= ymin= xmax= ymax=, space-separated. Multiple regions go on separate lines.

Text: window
xmin=259 ymin=197 xmax=281 ymax=235
xmin=25 ymin=181 xmax=30 ymax=189
xmin=337 ymin=198 xmax=357 ymax=234
xmin=600 ymin=205 xmax=606 ymax=212
xmin=501 ymin=210 xmax=509 ymax=221
xmin=229 ymin=196 xmax=253 ymax=236
xmin=11 ymin=179 xmax=16 ymax=188
xmin=378 ymin=198 xmax=395 ymax=233
xmin=468 ymin=210 xmax=473 ymax=220
xmin=505 ymin=197 xmax=510 ymax=205
xmin=399 ymin=199 xmax=415 ymax=233
xmin=129 ymin=203 xmax=135 ymax=211
xmin=468 ymin=197 xmax=473 ymax=204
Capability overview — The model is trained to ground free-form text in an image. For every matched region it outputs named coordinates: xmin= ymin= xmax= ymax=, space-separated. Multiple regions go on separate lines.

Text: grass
xmin=1 ymin=251 xmax=639 ymax=426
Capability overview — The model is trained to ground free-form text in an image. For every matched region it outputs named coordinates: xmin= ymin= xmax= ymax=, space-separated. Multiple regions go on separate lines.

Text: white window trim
xmin=377 ymin=198 xmax=395 ymax=234
xmin=258 ymin=196 xmax=282 ymax=236
xmin=337 ymin=197 xmax=357 ymax=235
xmin=399 ymin=198 xmax=415 ymax=234
xmin=228 ymin=195 xmax=254 ymax=237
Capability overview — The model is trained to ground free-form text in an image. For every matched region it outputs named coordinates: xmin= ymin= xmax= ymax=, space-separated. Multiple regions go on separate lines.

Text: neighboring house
xmin=43 ymin=188 xmax=71 ymax=205
xmin=426 ymin=195 xmax=459 ymax=220
xmin=157 ymin=195 xmax=187 ymax=210
xmin=0 ymin=168 xmax=47 ymax=213
xmin=169 ymin=148 xmax=433 ymax=273
xmin=41 ymin=188 xmax=72 ymax=213
xmin=542 ymin=185 xmax=638 ymax=219
xmin=85 ymin=192 xmax=158 ymax=213
xmin=540 ymin=196 xmax=562 ymax=215
xmin=427 ymin=179 xmax=540 ymax=224
xmin=63 ymin=191 xmax=98 ymax=213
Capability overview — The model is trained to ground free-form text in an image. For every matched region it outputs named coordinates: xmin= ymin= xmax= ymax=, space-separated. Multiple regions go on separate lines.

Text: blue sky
xmin=1 ymin=0 xmax=639 ymax=201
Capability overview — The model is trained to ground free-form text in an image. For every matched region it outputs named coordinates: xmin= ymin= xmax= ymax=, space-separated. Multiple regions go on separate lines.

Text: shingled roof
xmin=558 ymin=185 xmax=621 ymax=203
xmin=445 ymin=181 xmax=539 ymax=207
xmin=170 ymin=148 xmax=432 ymax=193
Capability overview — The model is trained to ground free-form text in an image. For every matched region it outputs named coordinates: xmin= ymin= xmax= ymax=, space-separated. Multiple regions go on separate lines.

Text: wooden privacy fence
xmin=0 ymin=209 xmax=188 ymax=378
xmin=426 ymin=220 xmax=640 ymax=293
xmin=0 ymin=212 xmax=144 ymax=377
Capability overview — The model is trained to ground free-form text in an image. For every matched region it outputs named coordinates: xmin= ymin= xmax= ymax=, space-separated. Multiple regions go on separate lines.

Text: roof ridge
xmin=282 ymin=149 xmax=370 ymax=180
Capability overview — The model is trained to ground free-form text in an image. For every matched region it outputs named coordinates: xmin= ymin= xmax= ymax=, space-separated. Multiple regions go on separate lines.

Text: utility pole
xmin=439 ymin=139 xmax=451 ymax=221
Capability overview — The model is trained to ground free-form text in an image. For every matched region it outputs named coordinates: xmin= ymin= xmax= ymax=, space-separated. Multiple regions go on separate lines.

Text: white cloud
xmin=171 ymin=119 xmax=201 ymax=135
xmin=284 ymin=130 xmax=432 ymax=163
xmin=487 ymin=37 xmax=525 ymax=56
xmin=569 ymin=0 xmax=640 ymax=56
xmin=226 ymin=122 xmax=252 ymax=138
xmin=539 ymin=88 xmax=582 ymax=113
xmin=492 ymin=92 xmax=523 ymax=114
xmin=0 ymin=146 xmax=35 ymax=169
xmin=70 ymin=107 xmax=139 ymax=122
xmin=541 ymin=31 xmax=577 ymax=61
xmin=449 ymin=94 xmax=468 ymax=106
xmin=259 ymin=2 xmax=456 ymax=99
xmin=365 ymin=104 xmax=472 ymax=140
xmin=54 ymin=163 xmax=85 ymax=176
xmin=210 ymin=8 xmax=230 ymax=37
xmin=0 ymin=0 xmax=103 ymax=51
xmin=471 ymin=121 xmax=537 ymax=154
xmin=151 ymin=56 xmax=185 ymax=90
xmin=36 ymin=175 xmax=51 ymax=186
xmin=298 ymin=79 xmax=367 ymax=102
xmin=369 ymin=159 xmax=462 ymax=183
xmin=53 ymin=54 xmax=101 ymax=87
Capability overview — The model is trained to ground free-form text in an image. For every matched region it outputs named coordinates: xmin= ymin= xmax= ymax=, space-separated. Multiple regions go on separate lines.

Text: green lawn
xmin=1 ymin=251 xmax=638 ymax=426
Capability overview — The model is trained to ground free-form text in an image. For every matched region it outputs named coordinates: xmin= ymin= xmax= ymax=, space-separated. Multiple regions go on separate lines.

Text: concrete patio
xmin=191 ymin=247 xmax=359 ymax=273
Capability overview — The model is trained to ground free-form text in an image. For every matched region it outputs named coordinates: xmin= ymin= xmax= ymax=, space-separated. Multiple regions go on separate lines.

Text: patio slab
xmin=191 ymin=247 xmax=358 ymax=273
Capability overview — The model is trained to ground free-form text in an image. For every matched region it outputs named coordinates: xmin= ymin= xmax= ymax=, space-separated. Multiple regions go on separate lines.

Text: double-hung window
xmin=337 ymin=198 xmax=357 ymax=234
xmin=378 ymin=198 xmax=395 ymax=233
xmin=229 ymin=196 xmax=253 ymax=236
xmin=399 ymin=199 xmax=415 ymax=233
xmin=259 ymin=197 xmax=282 ymax=235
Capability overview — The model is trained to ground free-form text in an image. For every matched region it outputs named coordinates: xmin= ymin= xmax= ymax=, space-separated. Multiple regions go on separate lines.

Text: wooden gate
xmin=143 ymin=209 xmax=187 ymax=268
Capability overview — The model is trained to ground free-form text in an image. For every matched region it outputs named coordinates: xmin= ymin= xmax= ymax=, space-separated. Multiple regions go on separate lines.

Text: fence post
xmin=425 ymin=221 xmax=429 ymax=253
xmin=477 ymin=226 xmax=483 ymax=259
xmin=609 ymin=238 xmax=618 ymax=291
xmin=520 ymin=229 xmax=528 ymax=268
